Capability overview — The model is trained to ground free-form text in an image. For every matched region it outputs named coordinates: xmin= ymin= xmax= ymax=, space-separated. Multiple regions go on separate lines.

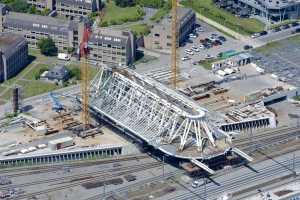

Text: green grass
xmin=287 ymin=35 xmax=300 ymax=44
xmin=199 ymin=58 xmax=221 ymax=70
xmin=150 ymin=7 xmax=169 ymax=22
xmin=269 ymin=19 xmax=299 ymax=30
xmin=181 ymin=0 xmax=265 ymax=35
xmin=24 ymin=64 xmax=48 ymax=80
xmin=130 ymin=24 xmax=150 ymax=37
xmin=294 ymin=96 xmax=300 ymax=101
xmin=15 ymin=80 xmax=61 ymax=98
xmin=99 ymin=2 xmax=145 ymax=27
xmin=255 ymin=41 xmax=281 ymax=54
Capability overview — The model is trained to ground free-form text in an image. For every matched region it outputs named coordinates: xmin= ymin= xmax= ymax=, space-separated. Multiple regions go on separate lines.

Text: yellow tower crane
xmin=171 ymin=0 xmax=179 ymax=89
xmin=80 ymin=24 xmax=91 ymax=128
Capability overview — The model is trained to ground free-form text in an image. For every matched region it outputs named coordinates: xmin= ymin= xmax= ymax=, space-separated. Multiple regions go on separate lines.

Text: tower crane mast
xmin=171 ymin=0 xmax=179 ymax=89
xmin=79 ymin=24 xmax=91 ymax=128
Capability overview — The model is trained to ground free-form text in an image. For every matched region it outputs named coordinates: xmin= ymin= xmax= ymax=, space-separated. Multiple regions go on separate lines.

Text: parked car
xmin=205 ymin=54 xmax=213 ymax=59
xmin=189 ymin=33 xmax=197 ymax=38
xmin=291 ymin=22 xmax=299 ymax=27
xmin=218 ymin=36 xmax=226 ymax=42
xmin=191 ymin=180 xmax=204 ymax=188
xmin=281 ymin=24 xmax=290 ymax=29
xmin=243 ymin=45 xmax=253 ymax=50
xmin=260 ymin=31 xmax=268 ymax=36
xmin=181 ymin=56 xmax=190 ymax=61
xmin=251 ymin=33 xmax=260 ymax=38
xmin=291 ymin=28 xmax=300 ymax=34
xmin=272 ymin=27 xmax=281 ymax=32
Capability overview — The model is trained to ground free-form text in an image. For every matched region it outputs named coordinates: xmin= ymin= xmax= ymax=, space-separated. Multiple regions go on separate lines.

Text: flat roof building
xmin=0 ymin=11 xmax=78 ymax=51
xmin=0 ymin=6 xmax=136 ymax=67
xmin=0 ymin=33 xmax=28 ymax=82
xmin=144 ymin=7 xmax=196 ymax=51
xmin=215 ymin=0 xmax=300 ymax=22
xmin=56 ymin=0 xmax=102 ymax=18
xmin=88 ymin=28 xmax=136 ymax=66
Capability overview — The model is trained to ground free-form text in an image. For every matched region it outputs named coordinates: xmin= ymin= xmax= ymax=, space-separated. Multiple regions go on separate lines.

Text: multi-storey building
xmin=56 ymin=0 xmax=102 ymax=18
xmin=0 ymin=5 xmax=136 ymax=66
xmin=88 ymin=28 xmax=136 ymax=66
xmin=0 ymin=33 xmax=28 ymax=82
xmin=144 ymin=7 xmax=196 ymax=50
xmin=26 ymin=0 xmax=54 ymax=11
xmin=215 ymin=0 xmax=300 ymax=22
xmin=0 ymin=10 xmax=78 ymax=51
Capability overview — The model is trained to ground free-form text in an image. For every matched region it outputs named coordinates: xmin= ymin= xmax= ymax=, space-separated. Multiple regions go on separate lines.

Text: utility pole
xmin=162 ymin=155 xmax=165 ymax=177
xmin=203 ymin=177 xmax=207 ymax=200
xmin=103 ymin=176 xmax=106 ymax=200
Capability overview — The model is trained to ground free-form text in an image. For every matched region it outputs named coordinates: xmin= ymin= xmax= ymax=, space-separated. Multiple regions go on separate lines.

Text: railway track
xmin=0 ymin=154 xmax=149 ymax=177
xmin=7 ymin=161 xmax=162 ymax=200
xmin=233 ymin=126 xmax=300 ymax=151
xmin=0 ymin=159 xmax=158 ymax=190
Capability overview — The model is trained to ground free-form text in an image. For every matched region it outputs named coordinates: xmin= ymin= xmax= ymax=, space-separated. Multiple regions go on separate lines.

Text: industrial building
xmin=144 ymin=7 xmax=196 ymax=50
xmin=0 ymin=33 xmax=28 ymax=82
xmin=89 ymin=28 xmax=136 ymax=66
xmin=56 ymin=0 xmax=102 ymax=18
xmin=215 ymin=0 xmax=300 ymax=22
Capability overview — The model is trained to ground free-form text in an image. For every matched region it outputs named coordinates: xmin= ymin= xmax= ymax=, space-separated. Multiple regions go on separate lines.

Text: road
xmin=159 ymin=150 xmax=300 ymax=200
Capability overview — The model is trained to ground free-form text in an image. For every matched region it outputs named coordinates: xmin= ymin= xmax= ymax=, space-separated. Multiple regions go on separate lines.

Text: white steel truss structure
xmin=90 ymin=68 xmax=228 ymax=157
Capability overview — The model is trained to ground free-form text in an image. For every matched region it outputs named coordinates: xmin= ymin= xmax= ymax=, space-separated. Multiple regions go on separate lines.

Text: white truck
xmin=57 ymin=53 xmax=71 ymax=61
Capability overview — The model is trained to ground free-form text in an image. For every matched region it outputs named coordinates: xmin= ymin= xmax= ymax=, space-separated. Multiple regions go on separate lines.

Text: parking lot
xmin=179 ymin=21 xmax=246 ymax=64
xmin=252 ymin=35 xmax=300 ymax=87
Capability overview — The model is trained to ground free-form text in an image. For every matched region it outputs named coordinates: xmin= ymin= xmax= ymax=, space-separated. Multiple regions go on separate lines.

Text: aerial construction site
xmin=1 ymin=0 xmax=300 ymax=199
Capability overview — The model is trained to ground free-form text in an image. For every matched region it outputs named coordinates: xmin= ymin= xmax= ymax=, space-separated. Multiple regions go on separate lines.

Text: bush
xmin=69 ymin=68 xmax=81 ymax=80
xmin=34 ymin=66 xmax=48 ymax=80
xmin=37 ymin=37 xmax=58 ymax=56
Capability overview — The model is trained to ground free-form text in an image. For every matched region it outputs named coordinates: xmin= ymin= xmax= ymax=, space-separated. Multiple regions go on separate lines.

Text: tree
xmin=37 ymin=37 xmax=58 ymax=56
xmin=9 ymin=0 xmax=28 ymax=12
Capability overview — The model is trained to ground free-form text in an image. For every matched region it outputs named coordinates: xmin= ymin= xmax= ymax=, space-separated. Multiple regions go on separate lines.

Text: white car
xmin=199 ymin=45 xmax=205 ymax=49
xmin=192 ymin=180 xmax=204 ymax=188
xmin=251 ymin=33 xmax=260 ymax=38
xmin=186 ymin=51 xmax=194 ymax=55
xmin=192 ymin=47 xmax=200 ymax=52
xmin=181 ymin=56 xmax=190 ymax=61
xmin=185 ymin=49 xmax=193 ymax=53
xmin=189 ymin=34 xmax=197 ymax=38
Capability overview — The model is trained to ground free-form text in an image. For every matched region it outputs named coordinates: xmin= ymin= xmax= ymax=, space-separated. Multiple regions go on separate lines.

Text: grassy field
xmin=24 ymin=64 xmax=48 ymax=80
xmin=150 ymin=7 xmax=169 ymax=22
xmin=100 ymin=2 xmax=145 ymax=26
xmin=130 ymin=24 xmax=151 ymax=37
xmin=181 ymin=0 xmax=265 ymax=35
xmin=16 ymin=80 xmax=61 ymax=98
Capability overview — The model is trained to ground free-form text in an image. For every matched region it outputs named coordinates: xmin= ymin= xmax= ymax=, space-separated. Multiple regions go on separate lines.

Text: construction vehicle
xmin=49 ymin=92 xmax=64 ymax=112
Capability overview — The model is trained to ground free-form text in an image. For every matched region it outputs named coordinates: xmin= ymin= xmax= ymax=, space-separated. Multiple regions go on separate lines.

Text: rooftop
xmin=4 ymin=12 xmax=74 ymax=34
xmin=89 ymin=28 xmax=131 ymax=46
xmin=0 ymin=32 xmax=26 ymax=57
